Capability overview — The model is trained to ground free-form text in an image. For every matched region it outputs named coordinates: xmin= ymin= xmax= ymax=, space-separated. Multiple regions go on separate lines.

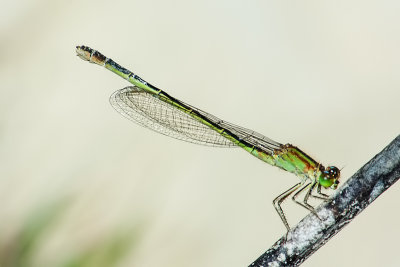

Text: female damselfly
xmin=76 ymin=45 xmax=340 ymax=233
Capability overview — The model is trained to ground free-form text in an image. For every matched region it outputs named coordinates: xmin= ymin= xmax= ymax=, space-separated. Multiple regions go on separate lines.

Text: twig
xmin=250 ymin=135 xmax=400 ymax=267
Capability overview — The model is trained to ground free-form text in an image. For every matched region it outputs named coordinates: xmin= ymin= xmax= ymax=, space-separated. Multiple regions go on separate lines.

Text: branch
xmin=250 ymin=135 xmax=400 ymax=267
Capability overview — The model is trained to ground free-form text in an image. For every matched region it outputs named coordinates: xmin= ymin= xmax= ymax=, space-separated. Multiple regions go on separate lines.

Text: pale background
xmin=1 ymin=0 xmax=400 ymax=266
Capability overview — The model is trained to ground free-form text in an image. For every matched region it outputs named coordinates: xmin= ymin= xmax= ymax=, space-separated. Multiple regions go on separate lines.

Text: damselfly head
xmin=319 ymin=166 xmax=340 ymax=189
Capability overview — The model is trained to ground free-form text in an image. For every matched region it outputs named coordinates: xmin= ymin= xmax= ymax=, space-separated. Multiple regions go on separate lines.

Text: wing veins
xmin=110 ymin=86 xmax=282 ymax=153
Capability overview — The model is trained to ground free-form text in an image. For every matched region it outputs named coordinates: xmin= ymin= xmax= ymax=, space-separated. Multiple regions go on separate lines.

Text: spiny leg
xmin=303 ymin=181 xmax=318 ymax=206
xmin=314 ymin=183 xmax=330 ymax=200
xmin=308 ymin=183 xmax=329 ymax=201
xmin=272 ymin=182 xmax=302 ymax=232
xmin=291 ymin=182 xmax=323 ymax=222
xmin=305 ymin=181 xmax=331 ymax=223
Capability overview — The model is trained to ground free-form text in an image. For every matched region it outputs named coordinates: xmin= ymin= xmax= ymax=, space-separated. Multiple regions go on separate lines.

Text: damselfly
xmin=76 ymin=45 xmax=340 ymax=233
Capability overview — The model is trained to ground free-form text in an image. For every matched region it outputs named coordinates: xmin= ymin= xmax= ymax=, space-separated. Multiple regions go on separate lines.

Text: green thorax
xmin=248 ymin=144 xmax=323 ymax=180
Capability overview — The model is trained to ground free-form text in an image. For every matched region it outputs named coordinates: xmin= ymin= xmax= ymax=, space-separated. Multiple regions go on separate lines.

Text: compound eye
xmin=326 ymin=166 xmax=340 ymax=179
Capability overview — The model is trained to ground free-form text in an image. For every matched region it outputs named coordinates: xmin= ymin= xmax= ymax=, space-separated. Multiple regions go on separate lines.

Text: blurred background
xmin=1 ymin=0 xmax=399 ymax=266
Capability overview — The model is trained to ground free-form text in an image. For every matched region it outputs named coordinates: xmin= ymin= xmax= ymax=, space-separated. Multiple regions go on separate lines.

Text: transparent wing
xmin=110 ymin=86 xmax=281 ymax=153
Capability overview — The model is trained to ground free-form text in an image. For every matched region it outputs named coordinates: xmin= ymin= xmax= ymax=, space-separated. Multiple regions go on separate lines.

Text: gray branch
xmin=250 ymin=135 xmax=400 ymax=267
